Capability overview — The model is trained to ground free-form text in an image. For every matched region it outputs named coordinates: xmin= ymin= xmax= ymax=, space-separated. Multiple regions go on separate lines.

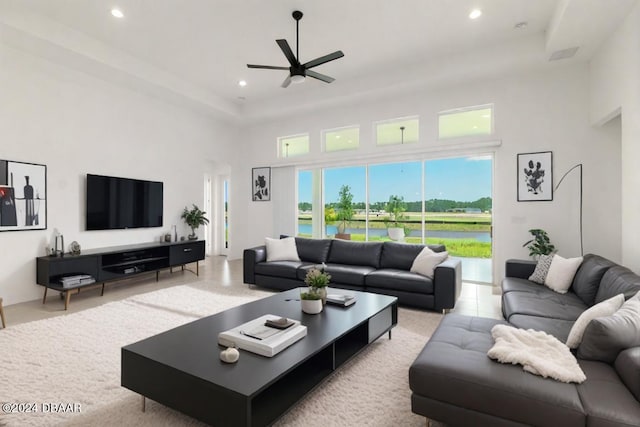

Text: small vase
xmin=317 ymin=287 xmax=327 ymax=305
xmin=301 ymin=299 xmax=323 ymax=314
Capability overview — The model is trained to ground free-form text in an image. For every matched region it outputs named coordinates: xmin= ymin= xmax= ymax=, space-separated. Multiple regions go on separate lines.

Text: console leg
xmin=141 ymin=395 xmax=146 ymax=413
xmin=101 ymin=283 xmax=105 ymax=296
xmin=42 ymin=287 xmax=48 ymax=304
xmin=64 ymin=291 xmax=71 ymax=311
xmin=196 ymin=262 xmax=199 ymax=276
xmin=156 ymin=271 xmax=159 ymax=282
xmin=388 ymin=330 xmax=392 ymax=340
xmin=181 ymin=265 xmax=184 ymax=271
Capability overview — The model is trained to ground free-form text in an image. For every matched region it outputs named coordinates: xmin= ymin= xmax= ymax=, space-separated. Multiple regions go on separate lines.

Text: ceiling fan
xmin=247 ymin=10 xmax=344 ymax=88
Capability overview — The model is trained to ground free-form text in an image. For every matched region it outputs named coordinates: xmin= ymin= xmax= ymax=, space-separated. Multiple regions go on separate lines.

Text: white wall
xmin=233 ymin=63 xmax=622 ymax=284
xmin=590 ymin=2 xmax=640 ymax=271
xmin=0 ymin=43 xmax=236 ymax=304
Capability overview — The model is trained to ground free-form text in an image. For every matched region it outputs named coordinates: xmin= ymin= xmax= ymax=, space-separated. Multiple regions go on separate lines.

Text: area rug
xmin=0 ymin=283 xmax=442 ymax=426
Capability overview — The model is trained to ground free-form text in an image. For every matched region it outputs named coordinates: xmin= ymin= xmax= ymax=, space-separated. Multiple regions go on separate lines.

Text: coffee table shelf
xmin=121 ymin=288 xmax=397 ymax=426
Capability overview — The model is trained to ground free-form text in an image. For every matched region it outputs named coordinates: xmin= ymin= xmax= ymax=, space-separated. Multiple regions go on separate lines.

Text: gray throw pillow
xmin=577 ymin=293 xmax=640 ymax=363
xmin=528 ymin=254 xmax=554 ymax=284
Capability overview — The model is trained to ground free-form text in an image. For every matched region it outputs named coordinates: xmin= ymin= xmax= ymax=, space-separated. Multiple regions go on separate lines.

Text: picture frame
xmin=0 ymin=159 xmax=47 ymax=231
xmin=517 ymin=151 xmax=553 ymax=202
xmin=252 ymin=167 xmax=271 ymax=201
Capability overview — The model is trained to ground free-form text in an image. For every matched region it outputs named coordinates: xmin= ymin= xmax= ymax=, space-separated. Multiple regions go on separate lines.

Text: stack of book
xmin=326 ymin=293 xmax=357 ymax=307
xmin=60 ymin=274 xmax=95 ymax=288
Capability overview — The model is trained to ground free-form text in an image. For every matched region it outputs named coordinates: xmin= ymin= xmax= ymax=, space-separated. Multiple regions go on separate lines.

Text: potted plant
xmin=181 ymin=204 xmax=210 ymax=240
xmin=523 ymin=228 xmax=555 ymax=258
xmin=385 ymin=195 xmax=407 ymax=241
xmin=335 ymin=185 xmax=354 ymax=240
xmin=300 ymin=289 xmax=323 ymax=314
xmin=304 ymin=266 xmax=331 ymax=304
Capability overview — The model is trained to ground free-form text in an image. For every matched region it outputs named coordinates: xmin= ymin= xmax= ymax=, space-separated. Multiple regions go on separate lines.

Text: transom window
xmin=323 ymin=126 xmax=360 ymax=152
xmin=375 ymin=117 xmax=419 ymax=146
xmin=278 ymin=134 xmax=310 ymax=158
xmin=438 ymin=105 xmax=493 ymax=139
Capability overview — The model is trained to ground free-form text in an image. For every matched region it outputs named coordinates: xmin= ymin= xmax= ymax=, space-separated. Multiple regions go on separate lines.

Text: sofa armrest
xmin=505 ymin=259 xmax=537 ymax=279
xmin=434 ymin=257 xmax=462 ymax=310
xmin=243 ymin=245 xmax=267 ymax=284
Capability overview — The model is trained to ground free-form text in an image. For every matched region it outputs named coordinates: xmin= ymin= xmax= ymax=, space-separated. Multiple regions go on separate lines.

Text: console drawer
xmin=170 ymin=241 xmax=205 ymax=266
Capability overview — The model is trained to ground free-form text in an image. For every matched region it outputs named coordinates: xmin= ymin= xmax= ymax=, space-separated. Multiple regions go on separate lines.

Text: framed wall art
xmin=517 ymin=151 xmax=552 ymax=202
xmin=0 ymin=159 xmax=47 ymax=231
xmin=252 ymin=167 xmax=271 ymax=201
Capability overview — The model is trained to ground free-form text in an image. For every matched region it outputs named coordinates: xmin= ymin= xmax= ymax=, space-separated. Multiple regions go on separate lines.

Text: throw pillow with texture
xmin=529 ymin=254 xmax=554 ymax=284
xmin=577 ymin=291 xmax=640 ymax=363
xmin=545 ymin=254 xmax=584 ymax=294
xmin=265 ymin=237 xmax=300 ymax=262
xmin=565 ymin=293 xmax=624 ymax=349
xmin=410 ymin=248 xmax=448 ymax=279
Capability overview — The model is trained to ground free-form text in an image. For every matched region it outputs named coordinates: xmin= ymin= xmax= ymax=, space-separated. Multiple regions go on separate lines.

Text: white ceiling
xmin=0 ymin=0 xmax=636 ymax=121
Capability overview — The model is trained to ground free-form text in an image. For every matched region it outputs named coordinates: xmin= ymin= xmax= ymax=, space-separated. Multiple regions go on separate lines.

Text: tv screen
xmin=86 ymin=174 xmax=163 ymax=230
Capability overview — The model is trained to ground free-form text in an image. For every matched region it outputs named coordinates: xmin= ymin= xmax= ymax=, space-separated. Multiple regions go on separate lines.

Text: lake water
xmin=297 ymin=224 xmax=491 ymax=242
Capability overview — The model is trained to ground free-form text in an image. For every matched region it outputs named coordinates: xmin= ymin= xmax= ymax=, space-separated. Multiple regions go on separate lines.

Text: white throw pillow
xmin=410 ymin=248 xmax=448 ymax=279
xmin=544 ymin=254 xmax=583 ymax=294
xmin=565 ymin=293 xmax=624 ymax=349
xmin=265 ymin=237 xmax=300 ymax=262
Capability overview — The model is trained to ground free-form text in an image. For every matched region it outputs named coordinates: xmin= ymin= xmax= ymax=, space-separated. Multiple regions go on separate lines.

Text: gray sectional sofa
xmin=243 ymin=237 xmax=462 ymax=311
xmin=410 ymin=254 xmax=640 ymax=426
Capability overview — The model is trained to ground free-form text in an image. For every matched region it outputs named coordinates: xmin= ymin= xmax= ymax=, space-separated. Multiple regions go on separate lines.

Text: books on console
xmin=60 ymin=274 xmax=95 ymax=288
xmin=218 ymin=314 xmax=307 ymax=357
xmin=326 ymin=293 xmax=357 ymax=307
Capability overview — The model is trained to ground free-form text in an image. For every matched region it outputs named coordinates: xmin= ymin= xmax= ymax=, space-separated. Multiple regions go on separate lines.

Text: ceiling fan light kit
xmin=247 ymin=10 xmax=344 ymax=88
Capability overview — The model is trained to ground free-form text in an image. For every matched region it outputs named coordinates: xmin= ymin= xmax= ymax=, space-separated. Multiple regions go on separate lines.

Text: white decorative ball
xmin=220 ymin=347 xmax=240 ymax=363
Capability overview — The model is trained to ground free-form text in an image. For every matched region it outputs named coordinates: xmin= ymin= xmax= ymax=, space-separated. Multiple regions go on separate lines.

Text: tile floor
xmin=2 ymin=255 xmax=503 ymax=327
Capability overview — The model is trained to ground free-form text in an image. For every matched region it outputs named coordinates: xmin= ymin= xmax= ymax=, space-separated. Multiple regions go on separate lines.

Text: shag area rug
xmin=0 ymin=283 xmax=442 ymax=426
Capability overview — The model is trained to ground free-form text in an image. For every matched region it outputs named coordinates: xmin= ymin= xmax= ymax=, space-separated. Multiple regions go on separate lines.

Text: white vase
xmin=301 ymin=299 xmax=323 ymax=314
xmin=388 ymin=227 xmax=405 ymax=241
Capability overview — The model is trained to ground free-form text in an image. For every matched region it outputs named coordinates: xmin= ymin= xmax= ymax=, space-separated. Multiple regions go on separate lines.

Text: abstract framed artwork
xmin=0 ymin=159 xmax=47 ymax=231
xmin=252 ymin=167 xmax=271 ymax=201
xmin=517 ymin=151 xmax=553 ymax=202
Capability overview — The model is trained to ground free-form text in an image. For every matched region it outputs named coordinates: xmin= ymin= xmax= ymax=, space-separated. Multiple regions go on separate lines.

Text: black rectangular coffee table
xmin=121 ymin=288 xmax=397 ymax=426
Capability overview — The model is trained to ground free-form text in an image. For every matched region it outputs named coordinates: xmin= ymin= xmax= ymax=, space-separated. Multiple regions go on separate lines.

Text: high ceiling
xmin=0 ymin=0 xmax=636 ymax=120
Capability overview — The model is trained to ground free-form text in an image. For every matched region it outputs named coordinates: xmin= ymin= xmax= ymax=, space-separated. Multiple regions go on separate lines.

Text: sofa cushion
xmin=502 ymin=285 xmax=587 ymax=321
xmin=508 ymin=314 xmax=575 ymax=343
xmin=571 ymin=254 xmax=616 ymax=306
xmin=265 ymin=237 xmax=300 ymax=262
xmin=366 ymin=269 xmax=433 ymax=294
xmin=544 ymin=254 xmax=583 ymax=294
xmin=297 ymin=263 xmax=374 ymax=286
xmin=501 ymin=277 xmax=541 ymax=294
xmin=578 ymin=293 xmax=640 ymax=363
xmin=327 ymin=240 xmax=383 ymax=268
xmin=255 ymin=260 xmax=310 ymax=279
xmin=576 ymin=359 xmax=640 ymax=427
xmin=409 ymin=314 xmax=586 ymax=427
xmin=614 ymin=347 xmax=640 ymax=402
xmin=594 ymin=265 xmax=640 ymax=304
xmin=380 ymin=242 xmax=426 ymax=270
xmin=529 ymin=254 xmax=554 ymax=284
xmin=565 ymin=294 xmax=624 ymax=349
xmin=294 ymin=237 xmax=332 ymax=264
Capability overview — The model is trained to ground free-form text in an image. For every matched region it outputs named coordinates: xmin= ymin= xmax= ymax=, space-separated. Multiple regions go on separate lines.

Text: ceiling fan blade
xmin=247 ymin=64 xmax=289 ymax=70
xmin=303 ymin=51 xmax=344 ymax=69
xmin=281 ymin=75 xmax=292 ymax=88
xmin=306 ymin=70 xmax=335 ymax=83
xmin=276 ymin=39 xmax=298 ymax=66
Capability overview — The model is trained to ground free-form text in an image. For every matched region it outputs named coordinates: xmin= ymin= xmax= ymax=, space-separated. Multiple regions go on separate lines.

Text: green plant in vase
xmin=304 ymin=267 xmax=331 ymax=304
xmin=181 ymin=204 xmax=210 ymax=240
xmin=522 ymin=228 xmax=555 ymax=258
xmin=300 ymin=288 xmax=323 ymax=314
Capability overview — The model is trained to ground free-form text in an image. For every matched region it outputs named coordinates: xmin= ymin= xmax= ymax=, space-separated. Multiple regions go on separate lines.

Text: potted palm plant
xmin=385 ymin=195 xmax=407 ymax=241
xmin=335 ymin=185 xmax=354 ymax=240
xmin=522 ymin=228 xmax=555 ymax=258
xmin=181 ymin=204 xmax=210 ymax=240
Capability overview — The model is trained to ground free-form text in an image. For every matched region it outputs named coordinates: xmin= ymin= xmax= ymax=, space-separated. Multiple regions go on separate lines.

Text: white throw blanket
xmin=488 ymin=324 xmax=586 ymax=383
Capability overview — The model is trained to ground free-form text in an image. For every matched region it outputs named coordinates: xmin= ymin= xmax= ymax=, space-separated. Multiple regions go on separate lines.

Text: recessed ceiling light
xmin=238 ymin=80 xmax=247 ymax=87
xmin=469 ymin=9 xmax=482 ymax=20
xmin=111 ymin=9 xmax=124 ymax=18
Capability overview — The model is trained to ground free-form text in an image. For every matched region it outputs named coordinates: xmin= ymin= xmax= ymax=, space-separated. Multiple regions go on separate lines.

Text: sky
xmin=299 ymin=157 xmax=492 ymax=204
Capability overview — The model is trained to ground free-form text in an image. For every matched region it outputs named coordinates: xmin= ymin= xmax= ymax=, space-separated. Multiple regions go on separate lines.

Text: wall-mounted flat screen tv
xmin=86 ymin=174 xmax=163 ymax=230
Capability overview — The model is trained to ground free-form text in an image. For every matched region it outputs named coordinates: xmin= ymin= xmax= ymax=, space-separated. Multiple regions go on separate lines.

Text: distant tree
xmin=298 ymin=202 xmax=312 ymax=211
xmin=336 ymin=185 xmax=354 ymax=233
xmin=385 ymin=195 xmax=407 ymax=227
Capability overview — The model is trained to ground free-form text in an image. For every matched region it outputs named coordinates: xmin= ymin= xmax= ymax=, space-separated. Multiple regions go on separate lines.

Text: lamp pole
xmin=554 ymin=164 xmax=583 ymax=256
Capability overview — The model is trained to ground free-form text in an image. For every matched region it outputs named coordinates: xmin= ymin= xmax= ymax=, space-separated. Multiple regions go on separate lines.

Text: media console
xmin=36 ymin=240 xmax=205 ymax=310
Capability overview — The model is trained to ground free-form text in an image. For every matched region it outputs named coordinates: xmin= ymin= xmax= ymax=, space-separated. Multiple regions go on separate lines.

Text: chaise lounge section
xmin=409 ymin=254 xmax=640 ymax=426
xmin=243 ymin=237 xmax=461 ymax=311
